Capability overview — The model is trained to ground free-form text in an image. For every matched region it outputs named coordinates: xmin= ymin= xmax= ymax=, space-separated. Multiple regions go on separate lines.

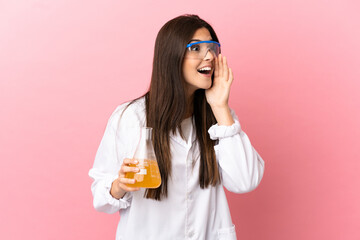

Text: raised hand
xmin=205 ymin=54 xmax=235 ymax=126
xmin=205 ymin=54 xmax=234 ymax=108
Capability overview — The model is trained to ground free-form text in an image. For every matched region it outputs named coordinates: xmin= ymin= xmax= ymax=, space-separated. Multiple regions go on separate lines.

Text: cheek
xmin=182 ymin=62 xmax=196 ymax=83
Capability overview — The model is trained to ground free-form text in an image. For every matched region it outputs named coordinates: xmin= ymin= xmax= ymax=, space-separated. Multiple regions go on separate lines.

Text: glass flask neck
xmin=133 ymin=127 xmax=156 ymax=161
xmin=141 ymin=127 xmax=152 ymax=141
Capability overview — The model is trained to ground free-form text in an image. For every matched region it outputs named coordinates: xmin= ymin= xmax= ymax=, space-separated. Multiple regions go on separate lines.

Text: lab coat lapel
xmin=169 ymin=117 xmax=196 ymax=149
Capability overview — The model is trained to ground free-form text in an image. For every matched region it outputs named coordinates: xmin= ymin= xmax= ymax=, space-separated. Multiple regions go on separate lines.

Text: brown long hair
xmin=125 ymin=14 xmax=221 ymax=200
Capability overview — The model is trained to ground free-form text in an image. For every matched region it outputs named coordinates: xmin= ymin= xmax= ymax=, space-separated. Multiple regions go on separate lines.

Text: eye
xmin=190 ymin=44 xmax=200 ymax=51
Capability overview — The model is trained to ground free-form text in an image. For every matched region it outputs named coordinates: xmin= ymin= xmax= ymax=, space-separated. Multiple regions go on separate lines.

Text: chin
xmin=185 ymin=77 xmax=212 ymax=92
xmin=202 ymin=78 xmax=213 ymax=89
xmin=202 ymin=83 xmax=212 ymax=89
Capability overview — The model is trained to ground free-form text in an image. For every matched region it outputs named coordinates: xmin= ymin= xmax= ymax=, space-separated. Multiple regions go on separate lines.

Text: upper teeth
xmin=199 ymin=67 xmax=211 ymax=71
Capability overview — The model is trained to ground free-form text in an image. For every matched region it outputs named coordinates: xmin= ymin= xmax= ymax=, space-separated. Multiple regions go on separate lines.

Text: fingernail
xmin=134 ymin=160 xmax=138 ymax=164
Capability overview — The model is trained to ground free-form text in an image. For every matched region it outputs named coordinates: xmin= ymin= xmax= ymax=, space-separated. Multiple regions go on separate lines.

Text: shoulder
xmin=107 ymin=96 xmax=146 ymax=130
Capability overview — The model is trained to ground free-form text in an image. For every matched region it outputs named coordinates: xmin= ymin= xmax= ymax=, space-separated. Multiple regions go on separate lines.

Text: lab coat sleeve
xmin=88 ymin=105 xmax=133 ymax=214
xmin=208 ymin=108 xmax=265 ymax=193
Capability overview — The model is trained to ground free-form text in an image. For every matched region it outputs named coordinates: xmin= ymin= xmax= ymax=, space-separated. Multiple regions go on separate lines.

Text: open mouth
xmin=197 ymin=66 xmax=212 ymax=75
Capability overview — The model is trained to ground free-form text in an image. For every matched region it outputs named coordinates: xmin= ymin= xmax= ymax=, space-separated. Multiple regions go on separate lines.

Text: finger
xmin=119 ymin=177 xmax=136 ymax=185
xmin=218 ymin=54 xmax=223 ymax=77
xmin=223 ymin=56 xmax=229 ymax=81
xmin=123 ymin=158 xmax=138 ymax=165
xmin=121 ymin=165 xmax=140 ymax=173
xmin=118 ymin=182 xmax=140 ymax=192
xmin=124 ymin=186 xmax=141 ymax=192
xmin=214 ymin=56 xmax=219 ymax=78
xmin=228 ymin=68 xmax=234 ymax=85
xmin=118 ymin=170 xmax=125 ymax=177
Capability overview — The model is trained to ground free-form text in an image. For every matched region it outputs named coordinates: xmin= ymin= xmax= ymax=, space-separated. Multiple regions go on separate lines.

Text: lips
xmin=197 ymin=65 xmax=213 ymax=75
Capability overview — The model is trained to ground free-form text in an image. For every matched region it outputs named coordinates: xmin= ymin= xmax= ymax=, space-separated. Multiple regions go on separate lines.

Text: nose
xmin=203 ymin=49 xmax=215 ymax=61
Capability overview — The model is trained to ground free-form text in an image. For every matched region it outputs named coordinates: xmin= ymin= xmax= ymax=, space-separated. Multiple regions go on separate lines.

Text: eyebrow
xmin=189 ymin=38 xmax=213 ymax=43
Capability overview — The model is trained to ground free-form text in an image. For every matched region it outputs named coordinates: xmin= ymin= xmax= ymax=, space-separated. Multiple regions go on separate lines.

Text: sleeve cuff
xmin=104 ymin=175 xmax=131 ymax=209
xmin=208 ymin=120 xmax=241 ymax=140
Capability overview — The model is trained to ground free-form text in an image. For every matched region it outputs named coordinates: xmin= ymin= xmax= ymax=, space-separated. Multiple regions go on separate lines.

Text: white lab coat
xmin=89 ymin=97 xmax=265 ymax=240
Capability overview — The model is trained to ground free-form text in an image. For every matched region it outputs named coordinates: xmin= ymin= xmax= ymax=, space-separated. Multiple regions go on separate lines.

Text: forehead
xmin=191 ymin=27 xmax=212 ymax=41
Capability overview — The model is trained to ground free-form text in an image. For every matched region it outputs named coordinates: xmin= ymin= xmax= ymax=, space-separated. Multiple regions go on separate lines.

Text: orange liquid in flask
xmin=125 ymin=159 xmax=161 ymax=188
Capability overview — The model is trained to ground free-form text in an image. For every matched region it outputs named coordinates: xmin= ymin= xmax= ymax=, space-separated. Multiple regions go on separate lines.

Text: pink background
xmin=1 ymin=0 xmax=359 ymax=239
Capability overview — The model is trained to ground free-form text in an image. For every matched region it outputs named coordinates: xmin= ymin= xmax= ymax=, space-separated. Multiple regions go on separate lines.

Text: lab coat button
xmin=188 ymin=231 xmax=194 ymax=237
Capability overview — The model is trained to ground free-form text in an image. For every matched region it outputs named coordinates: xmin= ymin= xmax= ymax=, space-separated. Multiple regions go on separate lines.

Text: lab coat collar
xmin=169 ymin=117 xmax=196 ymax=149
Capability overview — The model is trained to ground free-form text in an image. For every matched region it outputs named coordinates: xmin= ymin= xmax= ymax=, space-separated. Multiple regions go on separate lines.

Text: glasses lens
xmin=208 ymin=43 xmax=220 ymax=57
xmin=186 ymin=42 xmax=220 ymax=59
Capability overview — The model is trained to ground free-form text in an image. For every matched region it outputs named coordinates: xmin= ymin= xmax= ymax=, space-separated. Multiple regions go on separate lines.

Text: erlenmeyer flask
xmin=125 ymin=127 xmax=161 ymax=188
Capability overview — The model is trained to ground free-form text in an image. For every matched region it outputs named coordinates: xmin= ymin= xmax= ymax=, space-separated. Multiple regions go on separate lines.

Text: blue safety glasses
xmin=185 ymin=40 xmax=221 ymax=59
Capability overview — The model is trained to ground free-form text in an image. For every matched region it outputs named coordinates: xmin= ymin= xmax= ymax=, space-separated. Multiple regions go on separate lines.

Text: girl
xmin=89 ymin=14 xmax=265 ymax=240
